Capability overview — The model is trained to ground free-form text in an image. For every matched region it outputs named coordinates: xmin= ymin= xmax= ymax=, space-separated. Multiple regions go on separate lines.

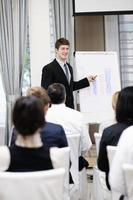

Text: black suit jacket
xmin=41 ymin=59 xmax=90 ymax=108
xmin=10 ymin=122 xmax=68 ymax=148
xmin=97 ymin=122 xmax=133 ymax=190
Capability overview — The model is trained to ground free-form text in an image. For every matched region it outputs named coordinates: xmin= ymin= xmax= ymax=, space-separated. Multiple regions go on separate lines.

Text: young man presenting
xmin=41 ymin=38 xmax=97 ymax=109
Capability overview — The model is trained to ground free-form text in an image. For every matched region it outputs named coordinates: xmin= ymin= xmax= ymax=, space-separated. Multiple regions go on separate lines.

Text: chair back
xmin=94 ymin=132 xmax=102 ymax=156
xmin=59 ymin=147 xmax=70 ymax=200
xmin=0 ymin=168 xmax=65 ymax=200
xmin=123 ymin=163 xmax=133 ymax=200
xmin=66 ymin=134 xmax=80 ymax=199
xmin=107 ymin=145 xmax=117 ymax=167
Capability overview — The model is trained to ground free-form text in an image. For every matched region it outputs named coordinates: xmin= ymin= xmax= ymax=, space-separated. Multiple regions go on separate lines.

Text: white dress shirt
xmin=109 ymin=125 xmax=133 ymax=197
xmin=56 ymin=58 xmax=71 ymax=83
xmin=46 ymin=103 xmax=92 ymax=154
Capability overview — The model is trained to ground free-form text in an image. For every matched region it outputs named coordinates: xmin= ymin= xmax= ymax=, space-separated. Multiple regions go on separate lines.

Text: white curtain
xmin=0 ymin=0 xmax=28 ymax=144
xmin=50 ymin=0 xmax=74 ymax=63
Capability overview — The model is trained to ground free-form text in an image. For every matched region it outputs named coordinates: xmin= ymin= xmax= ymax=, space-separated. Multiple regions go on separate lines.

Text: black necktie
xmin=64 ymin=64 xmax=69 ymax=82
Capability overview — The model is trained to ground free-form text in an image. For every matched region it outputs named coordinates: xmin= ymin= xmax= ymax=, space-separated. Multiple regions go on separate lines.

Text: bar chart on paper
xmin=75 ymin=51 xmax=121 ymax=123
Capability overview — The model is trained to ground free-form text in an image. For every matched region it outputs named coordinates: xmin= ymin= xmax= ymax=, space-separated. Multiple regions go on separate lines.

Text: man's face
xmin=56 ymin=45 xmax=69 ymax=61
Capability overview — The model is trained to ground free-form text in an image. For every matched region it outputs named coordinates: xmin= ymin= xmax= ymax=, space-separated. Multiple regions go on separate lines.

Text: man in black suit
xmin=41 ymin=38 xmax=97 ymax=109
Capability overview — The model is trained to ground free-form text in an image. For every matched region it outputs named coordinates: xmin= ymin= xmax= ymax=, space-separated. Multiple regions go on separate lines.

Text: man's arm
xmin=58 ymin=125 xmax=68 ymax=148
xmin=41 ymin=66 xmax=53 ymax=89
xmin=73 ymin=78 xmax=90 ymax=91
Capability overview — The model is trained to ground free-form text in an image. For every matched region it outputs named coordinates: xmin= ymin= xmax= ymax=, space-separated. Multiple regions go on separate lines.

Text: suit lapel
xmin=53 ymin=59 xmax=70 ymax=85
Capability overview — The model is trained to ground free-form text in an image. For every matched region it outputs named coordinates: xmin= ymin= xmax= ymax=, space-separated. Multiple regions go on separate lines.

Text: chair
xmin=94 ymin=132 xmax=102 ymax=156
xmin=92 ymin=144 xmax=116 ymax=200
xmin=66 ymin=134 xmax=80 ymax=200
xmin=107 ymin=146 xmax=118 ymax=200
xmin=0 ymin=168 xmax=65 ymax=200
xmin=92 ymin=165 xmax=110 ymax=200
xmin=107 ymin=145 xmax=117 ymax=167
xmin=50 ymin=147 xmax=70 ymax=200
xmin=123 ymin=163 xmax=133 ymax=200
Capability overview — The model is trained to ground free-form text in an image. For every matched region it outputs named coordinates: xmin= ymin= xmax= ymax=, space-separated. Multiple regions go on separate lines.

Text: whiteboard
xmin=75 ymin=51 xmax=121 ymax=123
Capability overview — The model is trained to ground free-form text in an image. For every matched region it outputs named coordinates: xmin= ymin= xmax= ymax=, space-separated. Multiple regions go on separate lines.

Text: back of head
xmin=47 ymin=83 xmax=66 ymax=104
xmin=55 ymin=38 xmax=70 ymax=49
xmin=27 ymin=86 xmax=50 ymax=107
xmin=116 ymin=86 xmax=133 ymax=123
xmin=112 ymin=91 xmax=120 ymax=110
xmin=12 ymin=96 xmax=44 ymax=136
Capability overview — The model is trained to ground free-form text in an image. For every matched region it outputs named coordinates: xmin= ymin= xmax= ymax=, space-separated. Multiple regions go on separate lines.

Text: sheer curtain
xmin=119 ymin=14 xmax=133 ymax=88
xmin=50 ymin=0 xmax=74 ymax=63
xmin=0 ymin=0 xmax=28 ymax=144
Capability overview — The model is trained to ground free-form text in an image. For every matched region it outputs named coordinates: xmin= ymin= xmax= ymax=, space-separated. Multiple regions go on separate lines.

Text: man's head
xmin=55 ymin=38 xmax=70 ymax=62
xmin=26 ymin=86 xmax=50 ymax=113
xmin=47 ymin=83 xmax=66 ymax=104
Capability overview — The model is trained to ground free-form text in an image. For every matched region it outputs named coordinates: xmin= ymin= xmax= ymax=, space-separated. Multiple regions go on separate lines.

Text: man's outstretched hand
xmin=87 ymin=75 xmax=97 ymax=82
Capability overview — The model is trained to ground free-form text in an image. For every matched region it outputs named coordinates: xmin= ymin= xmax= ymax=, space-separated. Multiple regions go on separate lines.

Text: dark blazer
xmin=41 ymin=59 xmax=90 ymax=108
xmin=97 ymin=122 xmax=133 ymax=190
xmin=10 ymin=122 xmax=68 ymax=148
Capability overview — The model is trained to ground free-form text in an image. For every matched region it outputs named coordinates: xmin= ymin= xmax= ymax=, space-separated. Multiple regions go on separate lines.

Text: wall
xmin=28 ymin=0 xmax=51 ymax=86
xmin=75 ymin=16 xmax=105 ymax=51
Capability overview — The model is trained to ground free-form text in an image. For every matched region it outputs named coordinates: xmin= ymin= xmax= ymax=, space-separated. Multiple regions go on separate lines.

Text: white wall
xmin=28 ymin=0 xmax=51 ymax=86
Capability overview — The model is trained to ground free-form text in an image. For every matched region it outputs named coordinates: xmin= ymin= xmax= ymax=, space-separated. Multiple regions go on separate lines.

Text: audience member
xmin=109 ymin=89 xmax=133 ymax=199
xmin=109 ymin=126 xmax=133 ymax=200
xmin=99 ymin=91 xmax=119 ymax=133
xmin=0 ymin=96 xmax=61 ymax=171
xmin=10 ymin=86 xmax=68 ymax=148
xmin=97 ymin=86 xmax=133 ymax=190
xmin=46 ymin=83 xmax=92 ymax=157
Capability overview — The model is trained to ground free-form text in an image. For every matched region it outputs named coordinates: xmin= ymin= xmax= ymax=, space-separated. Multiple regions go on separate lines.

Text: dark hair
xmin=55 ymin=38 xmax=70 ymax=49
xmin=13 ymin=96 xmax=45 ymax=136
xmin=116 ymin=86 xmax=133 ymax=123
xmin=27 ymin=86 xmax=50 ymax=106
xmin=47 ymin=83 xmax=66 ymax=104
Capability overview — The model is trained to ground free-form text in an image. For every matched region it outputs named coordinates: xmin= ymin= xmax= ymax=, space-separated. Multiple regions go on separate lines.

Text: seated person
xmin=97 ymin=87 xmax=133 ymax=190
xmin=46 ymin=83 xmax=92 ymax=170
xmin=0 ymin=96 xmax=61 ymax=171
xmin=99 ymin=91 xmax=119 ymax=133
xmin=110 ymin=125 xmax=133 ymax=199
xmin=10 ymin=87 xmax=68 ymax=148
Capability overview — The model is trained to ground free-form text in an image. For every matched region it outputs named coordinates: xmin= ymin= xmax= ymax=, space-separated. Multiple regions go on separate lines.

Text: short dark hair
xmin=116 ymin=86 xmax=133 ymax=123
xmin=47 ymin=83 xmax=66 ymax=104
xmin=55 ymin=38 xmax=70 ymax=49
xmin=13 ymin=96 xmax=44 ymax=136
xmin=27 ymin=86 xmax=50 ymax=107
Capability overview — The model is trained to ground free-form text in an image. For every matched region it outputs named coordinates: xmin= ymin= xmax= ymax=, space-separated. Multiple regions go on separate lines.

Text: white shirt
xmin=56 ymin=58 xmax=71 ymax=82
xmin=109 ymin=125 xmax=133 ymax=196
xmin=46 ymin=103 xmax=92 ymax=154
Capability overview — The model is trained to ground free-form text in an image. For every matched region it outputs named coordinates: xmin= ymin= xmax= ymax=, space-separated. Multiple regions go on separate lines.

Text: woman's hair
xmin=12 ymin=96 xmax=45 ymax=136
xmin=26 ymin=86 xmax=50 ymax=106
xmin=112 ymin=91 xmax=120 ymax=110
xmin=116 ymin=86 xmax=133 ymax=123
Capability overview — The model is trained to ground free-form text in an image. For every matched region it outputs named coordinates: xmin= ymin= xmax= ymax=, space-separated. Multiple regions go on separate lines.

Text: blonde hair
xmin=26 ymin=86 xmax=50 ymax=106
xmin=112 ymin=91 xmax=120 ymax=110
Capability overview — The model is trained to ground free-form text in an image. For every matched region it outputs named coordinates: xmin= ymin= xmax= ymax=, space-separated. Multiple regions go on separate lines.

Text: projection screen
xmin=74 ymin=0 xmax=133 ymax=15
